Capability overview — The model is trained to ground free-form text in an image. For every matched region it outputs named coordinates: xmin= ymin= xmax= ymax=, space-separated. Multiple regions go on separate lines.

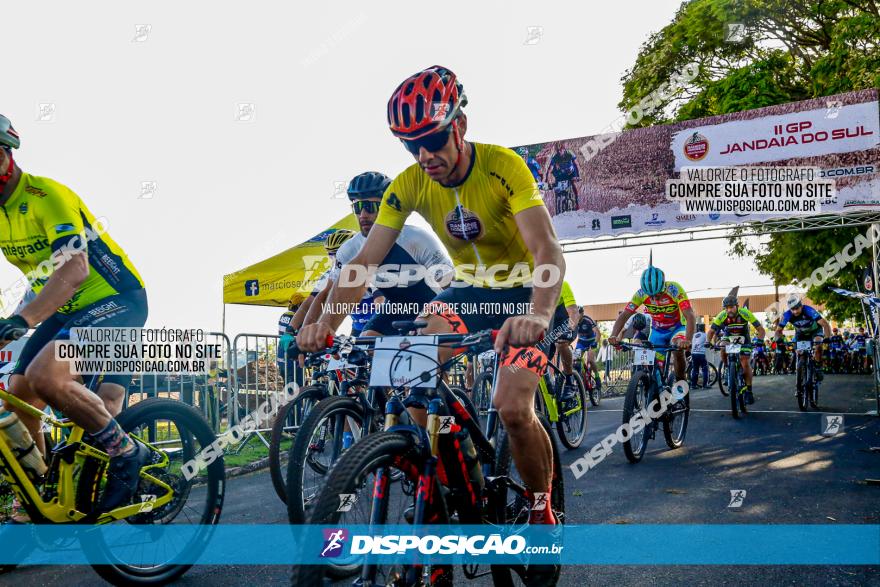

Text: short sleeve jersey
xmin=558 ymin=281 xmax=576 ymax=307
xmin=0 ymin=173 xmax=145 ymax=314
xmin=779 ymin=305 xmax=823 ymax=334
xmin=711 ymin=307 xmax=761 ymax=339
xmin=625 ymin=281 xmax=691 ymax=331
xmin=375 ymin=143 xmax=545 ymax=287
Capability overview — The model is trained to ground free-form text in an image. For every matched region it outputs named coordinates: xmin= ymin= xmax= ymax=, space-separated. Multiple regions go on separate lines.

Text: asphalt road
xmin=8 ymin=373 xmax=880 ymax=586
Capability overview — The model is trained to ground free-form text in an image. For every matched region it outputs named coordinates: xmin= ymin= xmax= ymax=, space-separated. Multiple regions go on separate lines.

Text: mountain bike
xmin=618 ymin=340 xmax=690 ymax=464
xmin=537 ymin=352 xmax=588 ymax=450
xmin=552 ymin=179 xmax=578 ymax=214
xmin=574 ymin=348 xmax=601 ymax=406
xmin=290 ymin=326 xmax=565 ymax=586
xmin=285 ymin=326 xmax=479 ymax=530
xmin=794 ymin=340 xmax=820 ymax=411
xmin=685 ymin=353 xmax=717 ymax=389
xmin=470 ymin=349 xmax=495 ymax=422
xmin=0 ymin=383 xmax=224 ymax=584
xmin=720 ymin=338 xmax=749 ymax=419
xmin=268 ymin=350 xmax=346 ymax=504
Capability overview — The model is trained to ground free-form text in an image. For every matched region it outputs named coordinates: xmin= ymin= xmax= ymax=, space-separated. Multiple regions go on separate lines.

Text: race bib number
xmin=369 ymin=336 xmax=439 ymax=389
xmin=796 ymin=341 xmax=812 ymax=351
xmin=557 ymin=180 xmax=570 ymax=189
xmin=633 ymin=348 xmax=655 ymax=366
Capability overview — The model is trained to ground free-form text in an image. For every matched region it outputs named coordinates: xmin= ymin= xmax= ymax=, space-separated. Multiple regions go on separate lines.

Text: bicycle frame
xmin=0 ymin=387 xmax=174 ymax=524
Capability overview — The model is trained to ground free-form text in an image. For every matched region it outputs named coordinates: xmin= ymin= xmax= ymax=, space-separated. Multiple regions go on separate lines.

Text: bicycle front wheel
xmin=622 ymin=370 xmax=652 ymax=463
xmin=286 ymin=395 xmax=366 ymax=525
xmin=290 ymin=431 xmax=450 ymax=585
xmin=556 ymin=372 xmax=587 ymax=449
xmin=269 ymin=385 xmax=326 ymax=504
xmin=79 ymin=398 xmax=225 ymax=586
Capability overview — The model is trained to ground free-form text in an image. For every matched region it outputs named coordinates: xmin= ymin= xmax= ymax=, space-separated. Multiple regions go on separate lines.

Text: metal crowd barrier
xmin=228 ymin=333 xmax=302 ymax=451
xmin=596 ymin=345 xmax=721 ymax=397
xmin=126 ymin=332 xmax=231 ymax=433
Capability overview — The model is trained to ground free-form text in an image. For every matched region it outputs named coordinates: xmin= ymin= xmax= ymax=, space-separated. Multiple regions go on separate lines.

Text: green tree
xmin=620 ymin=0 xmax=880 ymax=320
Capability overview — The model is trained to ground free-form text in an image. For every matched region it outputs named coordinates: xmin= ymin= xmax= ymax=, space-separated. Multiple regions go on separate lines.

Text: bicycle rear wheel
xmin=268 ymin=385 xmax=325 ymax=504
xmin=78 ymin=398 xmax=225 ymax=586
xmin=718 ymin=360 xmax=729 ymax=396
xmin=663 ymin=392 xmax=689 ymax=448
xmin=472 ymin=370 xmax=493 ymax=422
xmin=289 ymin=431 xmax=450 ymax=585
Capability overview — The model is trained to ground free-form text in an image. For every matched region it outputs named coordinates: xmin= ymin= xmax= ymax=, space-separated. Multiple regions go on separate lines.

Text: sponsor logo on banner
xmin=591 ymin=219 xmax=601 ymax=230
xmin=843 ymin=198 xmax=880 ymax=208
xmin=676 ymin=214 xmax=697 ymax=222
xmin=709 ymin=213 xmax=721 ymax=220
xmin=671 ymin=100 xmax=880 ymax=170
xmin=611 ymin=215 xmax=632 ymax=229
xmin=244 ymin=280 xmax=260 ymax=296
xmin=683 ymin=132 xmax=709 ymax=161
xmin=644 ymin=213 xmax=666 ymax=227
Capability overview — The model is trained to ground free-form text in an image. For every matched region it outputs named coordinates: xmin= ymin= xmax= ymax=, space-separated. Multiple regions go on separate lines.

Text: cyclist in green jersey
xmin=0 ymin=114 xmax=149 ymax=515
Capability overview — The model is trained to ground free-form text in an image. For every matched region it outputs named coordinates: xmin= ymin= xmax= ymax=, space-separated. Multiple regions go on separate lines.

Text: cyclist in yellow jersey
xmin=298 ymin=66 xmax=566 ymax=532
xmin=0 ymin=114 xmax=149 ymax=517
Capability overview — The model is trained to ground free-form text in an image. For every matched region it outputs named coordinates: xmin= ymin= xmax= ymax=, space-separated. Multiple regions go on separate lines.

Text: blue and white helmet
xmin=640 ymin=251 xmax=665 ymax=296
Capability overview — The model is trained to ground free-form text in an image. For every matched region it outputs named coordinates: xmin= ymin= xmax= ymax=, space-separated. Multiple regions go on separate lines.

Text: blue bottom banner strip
xmin=0 ymin=524 xmax=877 ymax=565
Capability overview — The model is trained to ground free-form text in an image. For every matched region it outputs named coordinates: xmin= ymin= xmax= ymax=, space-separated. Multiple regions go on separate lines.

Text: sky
xmin=5 ymin=0 xmax=770 ymax=336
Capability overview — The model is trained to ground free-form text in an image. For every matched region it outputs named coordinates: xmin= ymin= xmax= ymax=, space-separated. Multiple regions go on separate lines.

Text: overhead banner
xmin=222 ymin=215 xmax=359 ymax=307
xmin=514 ymin=89 xmax=879 ymax=239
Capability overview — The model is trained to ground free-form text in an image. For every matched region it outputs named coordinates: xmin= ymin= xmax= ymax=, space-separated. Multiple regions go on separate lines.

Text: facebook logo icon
xmin=245 ymin=280 xmax=260 ymax=296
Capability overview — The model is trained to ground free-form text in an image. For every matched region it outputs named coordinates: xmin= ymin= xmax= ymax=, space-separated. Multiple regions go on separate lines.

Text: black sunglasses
xmin=352 ymin=200 xmax=381 ymax=214
xmin=400 ymin=126 xmax=452 ymax=156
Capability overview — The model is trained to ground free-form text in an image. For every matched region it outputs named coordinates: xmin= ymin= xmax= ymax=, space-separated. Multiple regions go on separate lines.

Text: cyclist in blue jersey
xmin=516 ymin=146 xmax=545 ymax=189
xmin=544 ymin=144 xmax=581 ymax=213
xmin=774 ymin=298 xmax=831 ymax=381
xmin=574 ymin=306 xmax=602 ymax=390
xmin=284 ymin=172 xmax=452 ymax=344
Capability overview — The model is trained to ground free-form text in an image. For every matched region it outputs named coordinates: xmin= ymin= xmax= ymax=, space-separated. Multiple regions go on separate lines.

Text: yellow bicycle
xmin=0 ymin=387 xmax=224 ymax=585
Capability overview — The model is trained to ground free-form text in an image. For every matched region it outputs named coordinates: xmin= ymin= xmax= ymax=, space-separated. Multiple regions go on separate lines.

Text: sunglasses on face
xmin=400 ymin=126 xmax=452 ymax=156
xmin=352 ymin=200 xmax=381 ymax=214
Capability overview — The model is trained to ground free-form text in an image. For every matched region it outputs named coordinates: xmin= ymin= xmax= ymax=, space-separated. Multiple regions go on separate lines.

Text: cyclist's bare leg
xmin=494 ymin=364 xmax=552 ymax=495
xmin=558 ymin=342 xmax=573 ymax=376
xmin=587 ymin=349 xmax=601 ymax=380
xmin=672 ymin=348 xmax=686 ymax=381
xmin=4 ymin=374 xmax=47 ymax=456
xmin=24 ymin=342 xmax=115 ymax=433
xmin=740 ymin=354 xmax=753 ymax=387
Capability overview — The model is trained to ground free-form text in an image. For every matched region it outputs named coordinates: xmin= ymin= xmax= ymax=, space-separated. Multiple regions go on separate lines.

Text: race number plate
xmin=369 ymin=336 xmax=439 ymax=389
xmin=796 ymin=341 xmax=812 ymax=351
xmin=557 ymin=180 xmax=570 ymax=189
xmin=633 ymin=348 xmax=655 ymax=366
xmin=726 ymin=344 xmax=742 ymax=354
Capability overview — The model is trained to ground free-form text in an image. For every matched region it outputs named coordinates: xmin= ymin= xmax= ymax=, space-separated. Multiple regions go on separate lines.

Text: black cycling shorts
xmin=13 ymin=289 xmax=149 ymax=390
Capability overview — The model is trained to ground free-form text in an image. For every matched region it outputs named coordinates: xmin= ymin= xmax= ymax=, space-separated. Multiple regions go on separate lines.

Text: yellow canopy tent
xmin=222 ymin=215 xmax=359 ymax=307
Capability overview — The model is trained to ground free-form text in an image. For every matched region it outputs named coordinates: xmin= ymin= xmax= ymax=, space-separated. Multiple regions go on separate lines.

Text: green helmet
xmin=0 ymin=115 xmax=21 ymax=150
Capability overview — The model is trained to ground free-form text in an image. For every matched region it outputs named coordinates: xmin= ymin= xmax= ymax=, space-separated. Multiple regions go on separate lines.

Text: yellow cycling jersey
xmin=375 ymin=143 xmax=546 ymax=287
xmin=558 ymin=281 xmax=576 ymax=307
xmin=0 ymin=173 xmax=145 ymax=314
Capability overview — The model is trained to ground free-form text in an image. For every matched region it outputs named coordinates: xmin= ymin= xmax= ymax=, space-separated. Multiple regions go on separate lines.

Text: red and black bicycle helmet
xmin=387 ymin=66 xmax=467 ymax=140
